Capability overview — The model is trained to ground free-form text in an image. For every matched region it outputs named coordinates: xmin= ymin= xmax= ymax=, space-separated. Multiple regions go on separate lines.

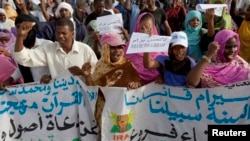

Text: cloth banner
xmin=0 ymin=73 xmax=99 ymax=141
xmin=0 ymin=72 xmax=250 ymax=140
xmin=101 ymin=81 xmax=250 ymax=141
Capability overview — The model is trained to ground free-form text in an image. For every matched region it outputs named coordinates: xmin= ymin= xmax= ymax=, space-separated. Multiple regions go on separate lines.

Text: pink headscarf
xmin=0 ymin=54 xmax=16 ymax=82
xmin=124 ymin=12 xmax=167 ymax=85
xmin=202 ymin=29 xmax=250 ymax=87
xmin=0 ymin=28 xmax=16 ymax=66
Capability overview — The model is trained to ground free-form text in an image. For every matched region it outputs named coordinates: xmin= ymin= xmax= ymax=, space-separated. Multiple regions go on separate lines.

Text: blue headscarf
xmin=183 ymin=10 xmax=202 ymax=61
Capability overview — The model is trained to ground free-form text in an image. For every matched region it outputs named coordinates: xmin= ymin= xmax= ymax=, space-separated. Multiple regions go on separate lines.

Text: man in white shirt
xmin=12 ymin=17 xmax=98 ymax=80
xmin=10 ymin=38 xmax=52 ymax=83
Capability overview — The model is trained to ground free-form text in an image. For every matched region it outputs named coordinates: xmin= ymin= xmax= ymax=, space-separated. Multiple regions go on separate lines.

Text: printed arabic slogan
xmin=0 ymin=72 xmax=250 ymax=141
xmin=0 ymin=72 xmax=99 ymax=141
xmin=100 ymin=81 xmax=250 ymax=141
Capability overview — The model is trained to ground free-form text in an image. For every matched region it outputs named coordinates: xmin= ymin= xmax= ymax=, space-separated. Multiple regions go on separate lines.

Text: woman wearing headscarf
xmin=183 ymin=10 xmax=215 ymax=62
xmin=0 ymin=28 xmax=21 ymax=84
xmin=0 ymin=8 xmax=15 ymax=30
xmin=186 ymin=29 xmax=250 ymax=88
xmin=81 ymin=32 xmax=142 ymax=140
xmin=123 ymin=12 xmax=168 ymax=85
xmin=4 ymin=2 xmax=18 ymax=21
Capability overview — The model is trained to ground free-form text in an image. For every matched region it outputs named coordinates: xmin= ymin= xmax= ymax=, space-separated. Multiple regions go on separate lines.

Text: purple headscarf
xmin=0 ymin=28 xmax=16 ymax=51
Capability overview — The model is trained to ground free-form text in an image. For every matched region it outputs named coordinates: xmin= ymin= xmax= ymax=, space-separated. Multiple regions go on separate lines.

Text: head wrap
xmin=133 ymin=12 xmax=158 ymax=35
xmin=202 ymin=29 xmax=250 ymax=87
xmin=184 ymin=10 xmax=202 ymax=45
xmin=214 ymin=29 xmax=240 ymax=63
xmin=183 ymin=10 xmax=203 ymax=61
xmin=0 ymin=8 xmax=7 ymax=22
xmin=4 ymin=2 xmax=17 ymax=20
xmin=0 ymin=28 xmax=16 ymax=51
xmin=55 ymin=2 xmax=74 ymax=17
xmin=87 ymin=20 xmax=97 ymax=32
xmin=0 ymin=8 xmax=7 ymax=15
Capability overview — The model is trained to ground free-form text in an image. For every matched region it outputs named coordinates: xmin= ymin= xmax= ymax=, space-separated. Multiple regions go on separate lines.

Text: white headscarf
xmin=0 ymin=8 xmax=7 ymax=19
xmin=55 ymin=2 xmax=74 ymax=18
xmin=0 ymin=8 xmax=15 ymax=30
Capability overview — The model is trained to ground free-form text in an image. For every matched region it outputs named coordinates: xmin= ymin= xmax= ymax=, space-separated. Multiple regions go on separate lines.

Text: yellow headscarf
xmin=4 ymin=2 xmax=18 ymax=21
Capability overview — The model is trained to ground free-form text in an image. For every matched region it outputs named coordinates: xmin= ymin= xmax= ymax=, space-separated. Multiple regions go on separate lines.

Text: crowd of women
xmin=1 ymin=0 xmax=250 ymax=139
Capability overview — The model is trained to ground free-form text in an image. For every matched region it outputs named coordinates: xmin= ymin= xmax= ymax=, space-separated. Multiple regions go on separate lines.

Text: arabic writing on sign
xmin=124 ymin=84 xmax=250 ymax=124
xmin=129 ymin=124 xmax=207 ymax=141
xmin=97 ymin=13 xmax=123 ymax=35
xmin=0 ymin=74 xmax=99 ymax=140
xmin=0 ymin=113 xmax=97 ymax=139
xmin=126 ymin=32 xmax=171 ymax=54
xmin=101 ymin=81 xmax=250 ymax=141
xmin=0 ymin=76 xmax=87 ymax=115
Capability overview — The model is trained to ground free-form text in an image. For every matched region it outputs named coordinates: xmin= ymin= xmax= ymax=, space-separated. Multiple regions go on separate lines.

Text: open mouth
xmin=113 ymin=54 xmax=121 ymax=60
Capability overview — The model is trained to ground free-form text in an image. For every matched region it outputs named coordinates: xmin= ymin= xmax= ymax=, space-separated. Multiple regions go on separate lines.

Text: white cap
xmin=170 ymin=31 xmax=188 ymax=48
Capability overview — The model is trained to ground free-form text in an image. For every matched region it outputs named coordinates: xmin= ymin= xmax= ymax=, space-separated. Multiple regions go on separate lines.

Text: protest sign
xmin=196 ymin=4 xmax=228 ymax=16
xmin=126 ymin=32 xmax=171 ymax=54
xmin=97 ymin=14 xmax=123 ymax=35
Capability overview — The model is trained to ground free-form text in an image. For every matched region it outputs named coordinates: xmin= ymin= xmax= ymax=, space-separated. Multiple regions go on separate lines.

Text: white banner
xmin=0 ymin=74 xmax=99 ymax=141
xmin=1 ymin=73 xmax=250 ymax=140
xmin=101 ymin=81 xmax=250 ymax=141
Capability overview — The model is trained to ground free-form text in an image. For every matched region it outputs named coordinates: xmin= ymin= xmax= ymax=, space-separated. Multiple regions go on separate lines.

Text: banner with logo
xmin=1 ymin=73 xmax=250 ymax=140
xmin=101 ymin=81 xmax=250 ymax=141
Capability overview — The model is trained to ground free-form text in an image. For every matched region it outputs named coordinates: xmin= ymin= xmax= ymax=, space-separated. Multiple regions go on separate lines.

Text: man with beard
xmin=12 ymin=17 xmax=98 ymax=83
